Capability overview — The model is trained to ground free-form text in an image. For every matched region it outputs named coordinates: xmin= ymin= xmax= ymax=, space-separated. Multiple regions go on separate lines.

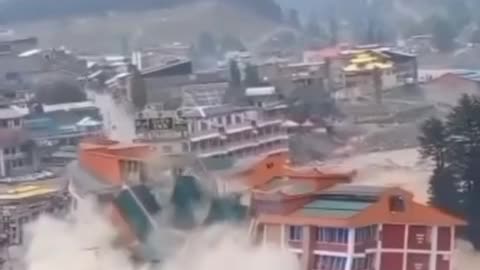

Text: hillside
xmin=9 ymin=1 xmax=280 ymax=54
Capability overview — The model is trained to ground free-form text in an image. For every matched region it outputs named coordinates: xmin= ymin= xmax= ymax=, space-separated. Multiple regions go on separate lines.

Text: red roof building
xmin=249 ymin=162 xmax=465 ymax=270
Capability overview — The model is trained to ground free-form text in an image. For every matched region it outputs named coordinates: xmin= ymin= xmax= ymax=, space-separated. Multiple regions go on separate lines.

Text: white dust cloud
xmin=23 ymin=197 xmax=299 ymax=270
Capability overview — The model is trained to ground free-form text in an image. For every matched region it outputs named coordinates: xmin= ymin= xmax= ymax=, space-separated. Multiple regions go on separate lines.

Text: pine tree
xmin=418 ymin=117 xmax=447 ymax=169
xmin=420 ymin=94 xmax=480 ymax=249
xmin=448 ymin=95 xmax=480 ymax=250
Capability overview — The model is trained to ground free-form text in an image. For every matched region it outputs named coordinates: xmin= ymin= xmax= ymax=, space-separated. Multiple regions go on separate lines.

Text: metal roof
xmin=300 ymin=199 xmax=373 ymax=218
xmin=319 ymin=184 xmax=387 ymax=198
xmin=245 ymin=86 xmax=276 ymax=97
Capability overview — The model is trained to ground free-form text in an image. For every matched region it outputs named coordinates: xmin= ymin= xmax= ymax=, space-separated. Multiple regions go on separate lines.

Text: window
xmin=126 ymin=161 xmax=138 ymax=172
xmin=162 ymin=145 xmax=173 ymax=153
xmin=352 ymin=258 xmax=366 ymax=270
xmin=289 ymin=226 xmax=303 ymax=241
xmin=13 ymin=119 xmax=20 ymax=127
xmin=226 ymin=114 xmax=232 ymax=125
xmin=200 ymin=121 xmax=208 ymax=131
xmin=389 ymin=195 xmax=406 ymax=212
xmin=355 ymin=225 xmax=378 ymax=242
xmin=4 ymin=148 xmax=9 ymax=155
xmin=316 ymin=228 xmax=349 ymax=243
xmin=314 ymin=256 xmax=346 ymax=270
xmin=235 ymin=115 xmax=242 ymax=124
xmin=217 ymin=117 xmax=223 ymax=125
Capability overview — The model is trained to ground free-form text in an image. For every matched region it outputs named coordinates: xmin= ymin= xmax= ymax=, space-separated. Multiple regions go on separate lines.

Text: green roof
xmin=114 ymin=185 xmax=161 ymax=241
xmin=299 ymin=199 xmax=372 ymax=218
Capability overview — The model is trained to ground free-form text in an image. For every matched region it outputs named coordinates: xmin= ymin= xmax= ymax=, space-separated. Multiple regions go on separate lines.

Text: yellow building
xmin=340 ymin=50 xmax=397 ymax=100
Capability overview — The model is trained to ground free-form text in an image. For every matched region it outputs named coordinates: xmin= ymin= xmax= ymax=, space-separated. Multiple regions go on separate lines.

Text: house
xmin=0 ymin=98 xmax=70 ymax=248
xmin=258 ymin=60 xmax=344 ymax=96
xmin=421 ymin=70 xmax=480 ymax=107
xmin=0 ymin=104 xmax=40 ymax=178
xmin=0 ymin=182 xmax=69 ymax=245
xmin=251 ymin=179 xmax=465 ymax=270
xmin=245 ymin=86 xmax=288 ymax=118
xmin=70 ymin=139 xmax=248 ymax=259
xmin=23 ymin=101 xmax=103 ymax=146
xmin=180 ymin=103 xmax=289 ymax=166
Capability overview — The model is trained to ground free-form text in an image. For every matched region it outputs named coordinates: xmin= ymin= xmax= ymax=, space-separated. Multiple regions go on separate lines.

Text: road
xmin=88 ymin=90 xmax=136 ymax=142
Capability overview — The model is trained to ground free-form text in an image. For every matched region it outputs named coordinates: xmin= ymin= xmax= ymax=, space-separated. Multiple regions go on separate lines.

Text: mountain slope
xmin=11 ymin=1 xmax=280 ymax=53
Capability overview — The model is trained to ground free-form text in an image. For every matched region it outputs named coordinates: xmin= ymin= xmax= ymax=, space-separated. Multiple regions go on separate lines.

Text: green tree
xmin=419 ymin=94 xmax=480 ymax=249
xmin=419 ymin=118 xmax=447 ymax=169
xmin=129 ymin=66 xmax=147 ymax=111
xmin=418 ymin=118 xmax=460 ymax=213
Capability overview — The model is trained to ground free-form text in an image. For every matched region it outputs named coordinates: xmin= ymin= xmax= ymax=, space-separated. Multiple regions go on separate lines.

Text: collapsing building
xmin=68 ymin=139 xmax=248 ymax=262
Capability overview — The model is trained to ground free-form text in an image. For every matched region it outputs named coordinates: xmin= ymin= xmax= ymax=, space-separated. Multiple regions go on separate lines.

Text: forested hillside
xmin=0 ymin=0 xmax=283 ymax=23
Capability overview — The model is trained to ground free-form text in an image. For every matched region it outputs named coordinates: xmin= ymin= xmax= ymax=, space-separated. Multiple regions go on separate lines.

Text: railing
xmin=193 ymin=131 xmax=289 ymax=158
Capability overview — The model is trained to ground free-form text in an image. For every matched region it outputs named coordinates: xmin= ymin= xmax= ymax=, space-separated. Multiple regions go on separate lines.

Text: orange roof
xmin=235 ymin=152 xmax=355 ymax=195
xmin=78 ymin=140 xmax=157 ymax=185
xmin=257 ymin=187 xmax=465 ymax=227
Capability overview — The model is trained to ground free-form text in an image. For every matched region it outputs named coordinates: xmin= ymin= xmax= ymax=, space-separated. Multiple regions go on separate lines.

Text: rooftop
xmin=42 ymin=101 xmax=97 ymax=113
xmin=256 ymin=183 xmax=466 ymax=227
xmin=0 ymin=185 xmax=59 ymax=201
xmin=299 ymin=199 xmax=373 ymax=218
xmin=236 ymin=152 xmax=355 ymax=192
xmin=245 ymin=86 xmax=276 ymax=97
xmin=0 ymin=106 xmax=27 ymax=119
xmin=181 ymin=104 xmax=252 ymax=118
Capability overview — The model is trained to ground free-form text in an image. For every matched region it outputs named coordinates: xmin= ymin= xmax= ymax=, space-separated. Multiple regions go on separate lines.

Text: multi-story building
xmin=0 ymin=103 xmax=41 ymax=178
xmin=182 ymin=103 xmax=288 ymax=160
xmin=70 ymin=138 xmax=247 ymax=258
xmin=258 ymin=59 xmax=344 ymax=96
xmin=23 ymin=101 xmax=103 ymax=147
xmin=0 ymin=100 xmax=70 ymax=252
xmin=338 ymin=48 xmax=417 ymax=100
xmin=0 ymin=184 xmax=69 ymax=245
xmin=251 ymin=177 xmax=465 ymax=270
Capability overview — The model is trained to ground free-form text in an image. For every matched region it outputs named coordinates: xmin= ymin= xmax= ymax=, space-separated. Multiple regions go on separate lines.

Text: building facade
xmin=252 ymin=182 xmax=464 ymax=270
xmin=0 ymin=184 xmax=70 ymax=246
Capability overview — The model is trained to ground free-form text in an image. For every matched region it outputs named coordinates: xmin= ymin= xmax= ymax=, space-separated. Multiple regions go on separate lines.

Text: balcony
xmin=189 ymin=130 xmax=221 ymax=142
xmin=224 ymin=123 xmax=253 ymax=134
